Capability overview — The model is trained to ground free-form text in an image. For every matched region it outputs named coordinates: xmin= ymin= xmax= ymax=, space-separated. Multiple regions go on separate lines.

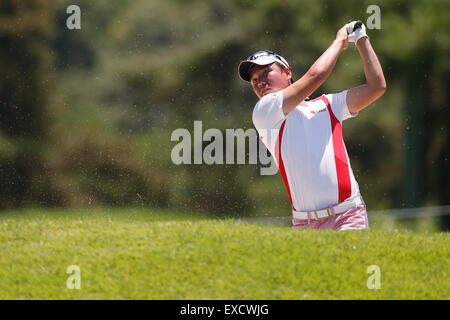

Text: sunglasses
xmin=247 ymin=50 xmax=286 ymax=64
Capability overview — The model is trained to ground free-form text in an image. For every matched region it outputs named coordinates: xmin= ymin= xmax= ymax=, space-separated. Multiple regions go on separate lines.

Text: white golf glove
xmin=346 ymin=20 xmax=369 ymax=43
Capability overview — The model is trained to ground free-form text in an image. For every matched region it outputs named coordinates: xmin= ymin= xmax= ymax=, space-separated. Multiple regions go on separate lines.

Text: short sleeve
xmin=252 ymin=91 xmax=285 ymax=131
xmin=325 ymin=90 xmax=358 ymax=122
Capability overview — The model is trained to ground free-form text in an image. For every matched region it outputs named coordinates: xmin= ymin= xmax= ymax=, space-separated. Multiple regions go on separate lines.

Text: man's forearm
xmin=356 ymin=37 xmax=386 ymax=90
xmin=346 ymin=37 xmax=386 ymax=113
xmin=282 ymin=39 xmax=346 ymax=114
xmin=308 ymin=39 xmax=347 ymax=80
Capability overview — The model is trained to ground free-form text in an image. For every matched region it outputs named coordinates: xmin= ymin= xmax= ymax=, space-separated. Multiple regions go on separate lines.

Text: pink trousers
xmin=291 ymin=203 xmax=369 ymax=231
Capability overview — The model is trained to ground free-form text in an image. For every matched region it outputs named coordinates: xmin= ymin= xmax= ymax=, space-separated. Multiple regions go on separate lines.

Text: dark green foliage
xmin=0 ymin=0 xmax=59 ymax=208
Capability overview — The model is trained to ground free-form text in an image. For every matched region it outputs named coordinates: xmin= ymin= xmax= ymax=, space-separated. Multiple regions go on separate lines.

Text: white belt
xmin=292 ymin=195 xmax=364 ymax=220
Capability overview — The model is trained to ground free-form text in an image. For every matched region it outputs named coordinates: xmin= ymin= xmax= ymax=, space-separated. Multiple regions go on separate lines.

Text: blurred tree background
xmin=0 ymin=0 xmax=449 ymax=228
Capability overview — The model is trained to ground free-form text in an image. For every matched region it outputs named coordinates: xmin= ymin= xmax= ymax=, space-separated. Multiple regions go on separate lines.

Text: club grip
xmin=352 ymin=21 xmax=363 ymax=32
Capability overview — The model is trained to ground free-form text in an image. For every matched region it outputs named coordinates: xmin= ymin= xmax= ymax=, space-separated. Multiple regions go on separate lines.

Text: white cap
xmin=238 ymin=50 xmax=291 ymax=82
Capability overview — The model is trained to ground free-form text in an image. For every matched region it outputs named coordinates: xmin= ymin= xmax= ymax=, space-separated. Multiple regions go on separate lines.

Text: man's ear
xmin=284 ymin=68 xmax=292 ymax=83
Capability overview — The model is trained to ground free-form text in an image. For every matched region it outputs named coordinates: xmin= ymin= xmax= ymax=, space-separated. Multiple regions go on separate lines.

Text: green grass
xmin=0 ymin=208 xmax=448 ymax=299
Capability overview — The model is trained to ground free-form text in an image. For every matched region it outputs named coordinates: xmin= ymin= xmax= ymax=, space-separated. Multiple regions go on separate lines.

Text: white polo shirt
xmin=252 ymin=90 xmax=360 ymax=213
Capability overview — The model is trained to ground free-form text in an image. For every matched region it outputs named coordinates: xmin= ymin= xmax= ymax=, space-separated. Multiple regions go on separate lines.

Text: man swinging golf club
xmin=238 ymin=21 xmax=386 ymax=230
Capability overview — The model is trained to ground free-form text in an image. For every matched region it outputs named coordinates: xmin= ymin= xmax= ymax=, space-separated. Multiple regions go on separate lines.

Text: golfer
xmin=238 ymin=22 xmax=386 ymax=230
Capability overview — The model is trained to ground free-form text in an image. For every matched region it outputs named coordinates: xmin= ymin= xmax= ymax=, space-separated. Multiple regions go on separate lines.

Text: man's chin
xmin=261 ymin=89 xmax=275 ymax=97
